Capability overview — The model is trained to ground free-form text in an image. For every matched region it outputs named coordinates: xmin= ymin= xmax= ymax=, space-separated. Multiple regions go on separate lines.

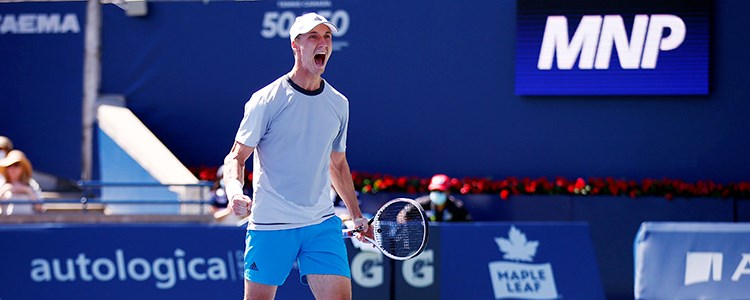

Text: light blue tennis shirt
xmin=235 ymin=75 xmax=348 ymax=230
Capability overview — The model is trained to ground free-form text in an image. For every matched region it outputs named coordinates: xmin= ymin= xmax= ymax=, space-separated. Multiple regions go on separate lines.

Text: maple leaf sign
xmin=494 ymin=226 xmax=539 ymax=262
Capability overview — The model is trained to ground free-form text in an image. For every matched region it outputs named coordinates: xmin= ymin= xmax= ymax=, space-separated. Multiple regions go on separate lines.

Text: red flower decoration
xmin=189 ymin=166 xmax=750 ymax=200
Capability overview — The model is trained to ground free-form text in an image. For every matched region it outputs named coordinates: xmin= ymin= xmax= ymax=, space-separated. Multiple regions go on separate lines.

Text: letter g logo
xmin=403 ymin=250 xmax=434 ymax=288
xmin=351 ymin=251 xmax=383 ymax=288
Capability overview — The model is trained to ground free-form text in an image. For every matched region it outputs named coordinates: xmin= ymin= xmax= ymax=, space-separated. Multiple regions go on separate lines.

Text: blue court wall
xmin=2 ymin=0 xmax=750 ymax=183
xmin=361 ymin=192 xmax=743 ymax=300
xmin=0 ymin=222 xmax=604 ymax=300
xmin=0 ymin=1 xmax=84 ymax=179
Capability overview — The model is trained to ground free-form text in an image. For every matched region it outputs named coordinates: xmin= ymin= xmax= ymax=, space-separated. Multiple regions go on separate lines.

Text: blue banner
xmin=634 ymin=222 xmax=750 ymax=299
xmin=0 ymin=224 xmax=246 ymax=299
xmin=516 ymin=0 xmax=710 ymax=95
xmin=0 ymin=222 xmax=603 ymax=299
xmin=440 ymin=223 xmax=604 ymax=299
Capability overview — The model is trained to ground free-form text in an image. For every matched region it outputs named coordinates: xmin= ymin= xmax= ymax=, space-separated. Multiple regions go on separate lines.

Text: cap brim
xmin=428 ymin=185 xmax=448 ymax=191
xmin=304 ymin=21 xmax=337 ymax=34
xmin=291 ymin=22 xmax=338 ymax=41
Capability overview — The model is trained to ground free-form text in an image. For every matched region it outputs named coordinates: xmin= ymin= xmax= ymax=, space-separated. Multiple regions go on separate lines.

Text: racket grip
xmin=342 ymin=229 xmax=355 ymax=238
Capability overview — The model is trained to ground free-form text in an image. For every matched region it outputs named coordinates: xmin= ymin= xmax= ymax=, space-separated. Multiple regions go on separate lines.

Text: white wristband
xmin=225 ymin=178 xmax=244 ymax=200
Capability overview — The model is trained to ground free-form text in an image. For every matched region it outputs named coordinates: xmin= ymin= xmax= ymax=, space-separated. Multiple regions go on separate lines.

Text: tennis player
xmin=223 ymin=12 xmax=370 ymax=300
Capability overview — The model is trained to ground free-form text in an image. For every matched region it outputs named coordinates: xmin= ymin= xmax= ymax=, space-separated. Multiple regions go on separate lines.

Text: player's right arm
xmin=223 ymin=141 xmax=254 ymax=218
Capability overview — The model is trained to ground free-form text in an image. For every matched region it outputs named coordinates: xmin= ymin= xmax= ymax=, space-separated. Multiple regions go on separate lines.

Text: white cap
xmin=289 ymin=13 xmax=338 ymax=42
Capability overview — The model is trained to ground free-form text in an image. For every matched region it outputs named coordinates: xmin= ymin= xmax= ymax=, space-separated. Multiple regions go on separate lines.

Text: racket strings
xmin=373 ymin=202 xmax=426 ymax=258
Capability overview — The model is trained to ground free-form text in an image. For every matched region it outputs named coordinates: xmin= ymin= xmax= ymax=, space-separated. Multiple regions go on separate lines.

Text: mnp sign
xmin=634 ymin=222 xmax=750 ymax=299
xmin=515 ymin=0 xmax=710 ymax=95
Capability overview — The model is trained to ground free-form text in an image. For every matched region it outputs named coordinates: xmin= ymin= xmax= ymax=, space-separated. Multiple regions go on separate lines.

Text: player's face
xmin=294 ymin=24 xmax=333 ymax=76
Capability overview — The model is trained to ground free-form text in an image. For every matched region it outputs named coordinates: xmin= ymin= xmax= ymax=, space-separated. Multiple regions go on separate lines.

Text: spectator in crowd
xmin=0 ymin=136 xmax=42 ymax=199
xmin=210 ymin=165 xmax=229 ymax=214
xmin=0 ymin=135 xmax=14 ymax=184
xmin=415 ymin=174 xmax=471 ymax=222
xmin=0 ymin=149 xmax=42 ymax=214
xmin=0 ymin=136 xmax=12 ymax=159
xmin=210 ymin=165 xmax=245 ymax=225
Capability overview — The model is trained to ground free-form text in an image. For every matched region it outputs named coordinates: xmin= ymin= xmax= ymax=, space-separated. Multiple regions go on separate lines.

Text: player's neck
xmin=288 ymin=68 xmax=323 ymax=91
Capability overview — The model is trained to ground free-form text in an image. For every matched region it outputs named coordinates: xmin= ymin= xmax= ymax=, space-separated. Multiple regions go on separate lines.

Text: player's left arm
xmin=330 ymin=151 xmax=369 ymax=234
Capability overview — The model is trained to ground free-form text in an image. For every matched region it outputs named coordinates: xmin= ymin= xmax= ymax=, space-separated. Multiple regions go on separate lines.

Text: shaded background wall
xmin=1 ymin=1 xmax=84 ymax=179
xmin=2 ymin=0 xmax=749 ymax=184
xmin=1 ymin=1 xmax=749 ymax=299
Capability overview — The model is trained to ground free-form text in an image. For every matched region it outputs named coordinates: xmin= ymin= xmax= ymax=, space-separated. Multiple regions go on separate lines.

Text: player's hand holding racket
xmin=350 ymin=216 xmax=373 ymax=242
xmin=344 ymin=198 xmax=429 ymax=260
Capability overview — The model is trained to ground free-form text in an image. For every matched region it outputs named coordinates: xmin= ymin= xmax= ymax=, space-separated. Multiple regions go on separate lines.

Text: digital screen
xmin=515 ymin=0 xmax=710 ymax=95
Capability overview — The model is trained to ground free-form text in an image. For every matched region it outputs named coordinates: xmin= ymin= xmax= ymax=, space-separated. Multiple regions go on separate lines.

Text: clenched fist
xmin=230 ymin=195 xmax=252 ymax=218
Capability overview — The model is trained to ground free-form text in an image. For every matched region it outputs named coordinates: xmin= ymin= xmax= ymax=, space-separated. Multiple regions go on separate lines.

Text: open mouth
xmin=314 ymin=52 xmax=326 ymax=67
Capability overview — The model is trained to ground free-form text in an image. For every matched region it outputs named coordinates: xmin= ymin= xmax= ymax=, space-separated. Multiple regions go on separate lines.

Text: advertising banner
xmin=348 ymin=224 xmax=440 ymax=300
xmin=0 ymin=224 xmax=247 ymax=299
xmin=634 ymin=222 xmax=750 ymax=299
xmin=0 ymin=222 xmax=602 ymax=299
xmin=440 ymin=222 xmax=604 ymax=300
xmin=516 ymin=0 xmax=710 ymax=95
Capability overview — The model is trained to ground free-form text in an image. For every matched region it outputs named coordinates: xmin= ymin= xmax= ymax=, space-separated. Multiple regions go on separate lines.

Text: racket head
xmin=369 ymin=198 xmax=429 ymax=260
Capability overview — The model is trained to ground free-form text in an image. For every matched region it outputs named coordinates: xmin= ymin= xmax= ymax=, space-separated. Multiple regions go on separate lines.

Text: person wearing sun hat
xmin=415 ymin=174 xmax=472 ymax=222
xmin=0 ymin=136 xmax=43 ymax=198
xmin=0 ymin=149 xmax=42 ymax=214
xmin=221 ymin=12 xmax=369 ymax=299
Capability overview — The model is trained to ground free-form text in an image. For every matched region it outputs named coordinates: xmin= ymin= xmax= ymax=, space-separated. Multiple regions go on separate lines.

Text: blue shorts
xmin=243 ymin=215 xmax=350 ymax=286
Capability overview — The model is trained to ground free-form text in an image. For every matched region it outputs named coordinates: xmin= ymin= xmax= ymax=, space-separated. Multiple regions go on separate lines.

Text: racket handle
xmin=342 ymin=229 xmax=355 ymax=238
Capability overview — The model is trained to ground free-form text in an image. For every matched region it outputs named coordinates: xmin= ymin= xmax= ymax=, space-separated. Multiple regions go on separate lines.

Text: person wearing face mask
xmin=415 ymin=174 xmax=472 ymax=222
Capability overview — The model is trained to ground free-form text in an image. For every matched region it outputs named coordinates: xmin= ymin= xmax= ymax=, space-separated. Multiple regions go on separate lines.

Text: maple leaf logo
xmin=494 ymin=226 xmax=539 ymax=262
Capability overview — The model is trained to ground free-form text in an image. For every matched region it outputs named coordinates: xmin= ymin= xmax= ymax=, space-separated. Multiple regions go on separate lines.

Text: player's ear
xmin=291 ymin=38 xmax=299 ymax=51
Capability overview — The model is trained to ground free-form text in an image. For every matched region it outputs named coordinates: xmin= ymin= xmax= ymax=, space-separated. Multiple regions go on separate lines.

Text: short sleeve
xmin=235 ymin=93 xmax=268 ymax=148
xmin=331 ymin=101 xmax=348 ymax=152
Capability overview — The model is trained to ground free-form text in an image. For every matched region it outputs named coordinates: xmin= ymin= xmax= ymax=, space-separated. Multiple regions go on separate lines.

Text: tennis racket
xmin=344 ymin=198 xmax=429 ymax=261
